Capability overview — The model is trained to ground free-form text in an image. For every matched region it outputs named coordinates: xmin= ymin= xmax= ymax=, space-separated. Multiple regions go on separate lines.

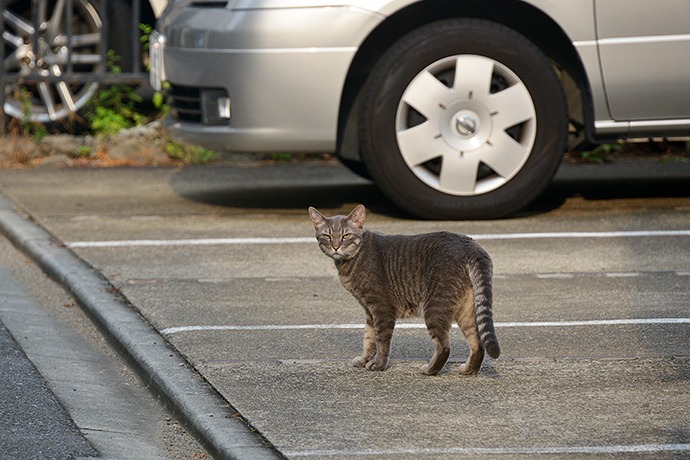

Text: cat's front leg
xmin=364 ymin=317 xmax=395 ymax=371
xmin=352 ymin=316 xmax=377 ymax=368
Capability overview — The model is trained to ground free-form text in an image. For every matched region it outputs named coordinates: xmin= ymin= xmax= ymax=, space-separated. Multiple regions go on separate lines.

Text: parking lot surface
xmin=0 ymin=159 xmax=688 ymax=458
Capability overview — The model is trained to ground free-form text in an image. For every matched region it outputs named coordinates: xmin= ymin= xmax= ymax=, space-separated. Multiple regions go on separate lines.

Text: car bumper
xmin=157 ymin=5 xmax=383 ymax=153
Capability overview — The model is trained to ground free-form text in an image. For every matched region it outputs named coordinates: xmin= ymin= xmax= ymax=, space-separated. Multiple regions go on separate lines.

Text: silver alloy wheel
xmin=2 ymin=0 xmax=103 ymax=122
xmin=395 ymin=55 xmax=537 ymax=196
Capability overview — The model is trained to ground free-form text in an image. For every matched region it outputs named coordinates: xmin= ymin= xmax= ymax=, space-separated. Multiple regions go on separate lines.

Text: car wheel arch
xmin=336 ymin=0 xmax=595 ymax=165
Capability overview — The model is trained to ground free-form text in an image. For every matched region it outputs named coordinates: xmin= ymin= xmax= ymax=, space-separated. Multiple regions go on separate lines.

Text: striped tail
xmin=468 ymin=248 xmax=501 ymax=359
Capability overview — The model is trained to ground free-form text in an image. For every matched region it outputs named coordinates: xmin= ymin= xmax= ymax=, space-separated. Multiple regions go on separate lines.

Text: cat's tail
xmin=468 ymin=249 xmax=501 ymax=359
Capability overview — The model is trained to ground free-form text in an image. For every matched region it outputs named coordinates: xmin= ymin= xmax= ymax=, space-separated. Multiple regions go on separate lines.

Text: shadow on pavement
xmin=170 ymin=162 xmax=407 ymax=217
xmin=170 ymin=160 xmax=690 ymax=219
xmin=525 ymin=162 xmax=690 ymax=216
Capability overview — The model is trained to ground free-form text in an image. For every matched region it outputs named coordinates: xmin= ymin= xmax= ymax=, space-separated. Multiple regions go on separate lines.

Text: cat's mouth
xmin=320 ymin=246 xmax=344 ymax=260
xmin=328 ymin=250 xmax=351 ymax=261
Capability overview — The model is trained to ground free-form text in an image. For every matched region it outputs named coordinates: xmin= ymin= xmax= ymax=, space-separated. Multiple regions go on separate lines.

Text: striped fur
xmin=309 ymin=205 xmax=500 ymax=375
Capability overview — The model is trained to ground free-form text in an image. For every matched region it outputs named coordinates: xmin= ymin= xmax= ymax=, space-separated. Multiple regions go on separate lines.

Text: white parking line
xmin=160 ymin=317 xmax=690 ymax=335
xmin=536 ymin=273 xmax=575 ymax=279
xmin=606 ymin=272 xmax=640 ymax=277
xmin=66 ymin=237 xmax=314 ymax=248
xmin=284 ymin=443 xmax=690 ymax=457
xmin=66 ymin=229 xmax=690 ymax=248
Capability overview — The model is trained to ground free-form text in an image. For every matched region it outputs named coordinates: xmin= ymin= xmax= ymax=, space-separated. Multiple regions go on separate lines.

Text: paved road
xmin=0 ymin=226 xmax=208 ymax=458
xmin=0 ymin=159 xmax=689 ymax=459
xmin=0 ymin=312 xmax=94 ymax=459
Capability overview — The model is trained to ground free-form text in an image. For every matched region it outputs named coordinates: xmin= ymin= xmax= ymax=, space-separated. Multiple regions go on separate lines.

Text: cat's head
xmin=308 ymin=205 xmax=366 ymax=261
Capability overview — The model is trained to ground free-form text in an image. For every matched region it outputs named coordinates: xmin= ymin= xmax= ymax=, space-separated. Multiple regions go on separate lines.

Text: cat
xmin=308 ymin=204 xmax=500 ymax=375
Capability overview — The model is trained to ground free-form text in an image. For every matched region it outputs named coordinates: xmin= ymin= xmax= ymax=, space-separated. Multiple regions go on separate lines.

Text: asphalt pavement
xmin=0 ymin=309 xmax=95 ymax=459
xmin=0 ymin=227 xmax=210 ymax=458
xmin=0 ymin=158 xmax=689 ymax=459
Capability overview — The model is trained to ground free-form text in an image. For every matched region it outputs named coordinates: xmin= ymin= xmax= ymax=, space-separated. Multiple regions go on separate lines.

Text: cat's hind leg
xmin=420 ymin=314 xmax=452 ymax=375
xmin=457 ymin=288 xmax=484 ymax=375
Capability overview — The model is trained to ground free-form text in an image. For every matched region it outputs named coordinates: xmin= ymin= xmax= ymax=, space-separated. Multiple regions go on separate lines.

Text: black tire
xmin=359 ymin=19 xmax=568 ymax=219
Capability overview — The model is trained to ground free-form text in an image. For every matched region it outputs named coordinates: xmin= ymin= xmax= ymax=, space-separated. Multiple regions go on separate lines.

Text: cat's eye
xmin=321 ymin=234 xmax=331 ymax=240
xmin=342 ymin=233 xmax=352 ymax=239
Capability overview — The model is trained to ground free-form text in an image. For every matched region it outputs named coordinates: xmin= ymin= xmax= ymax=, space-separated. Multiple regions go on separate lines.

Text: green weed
xmin=14 ymin=86 xmax=48 ymax=140
xmin=78 ymin=145 xmax=92 ymax=158
xmin=165 ymin=140 xmax=219 ymax=164
xmin=577 ymin=143 xmax=620 ymax=164
xmin=85 ymin=50 xmax=147 ymax=136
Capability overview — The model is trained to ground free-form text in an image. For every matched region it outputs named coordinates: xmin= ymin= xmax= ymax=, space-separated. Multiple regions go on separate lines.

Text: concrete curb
xmin=0 ymin=194 xmax=284 ymax=460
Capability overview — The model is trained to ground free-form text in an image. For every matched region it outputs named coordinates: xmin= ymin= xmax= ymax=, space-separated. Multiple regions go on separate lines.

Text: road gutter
xmin=0 ymin=193 xmax=284 ymax=460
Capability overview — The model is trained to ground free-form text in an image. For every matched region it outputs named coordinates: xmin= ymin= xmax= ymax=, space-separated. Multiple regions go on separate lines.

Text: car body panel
xmin=161 ymin=4 xmax=382 ymax=151
xmin=163 ymin=46 xmax=357 ymax=151
xmin=595 ymin=0 xmax=690 ymax=121
xmin=157 ymin=0 xmax=690 ymax=153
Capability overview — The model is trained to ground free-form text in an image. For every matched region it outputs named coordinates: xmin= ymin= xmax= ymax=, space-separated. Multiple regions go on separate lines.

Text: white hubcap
xmin=395 ymin=55 xmax=537 ymax=196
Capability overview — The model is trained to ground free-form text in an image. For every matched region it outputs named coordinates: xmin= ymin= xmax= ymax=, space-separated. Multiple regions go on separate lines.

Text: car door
xmin=595 ymin=0 xmax=690 ymax=120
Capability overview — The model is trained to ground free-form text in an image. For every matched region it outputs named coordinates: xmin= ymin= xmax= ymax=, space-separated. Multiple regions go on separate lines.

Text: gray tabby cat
xmin=308 ymin=204 xmax=500 ymax=375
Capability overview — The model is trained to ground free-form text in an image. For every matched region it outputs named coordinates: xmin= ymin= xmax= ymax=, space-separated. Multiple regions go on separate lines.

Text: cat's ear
xmin=348 ymin=204 xmax=366 ymax=229
xmin=308 ymin=207 xmax=326 ymax=228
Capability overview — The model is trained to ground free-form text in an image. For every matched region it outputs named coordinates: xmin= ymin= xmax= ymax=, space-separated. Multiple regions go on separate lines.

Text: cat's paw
xmin=352 ymin=356 xmax=368 ymax=368
xmin=365 ymin=357 xmax=388 ymax=371
xmin=420 ymin=363 xmax=439 ymax=376
xmin=458 ymin=362 xmax=479 ymax=375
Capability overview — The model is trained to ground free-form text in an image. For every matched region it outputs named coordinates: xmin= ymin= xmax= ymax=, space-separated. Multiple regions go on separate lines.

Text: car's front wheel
xmin=359 ymin=19 xmax=568 ymax=219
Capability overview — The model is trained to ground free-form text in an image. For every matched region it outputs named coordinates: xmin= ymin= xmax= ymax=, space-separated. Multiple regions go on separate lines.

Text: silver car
xmin=152 ymin=0 xmax=690 ymax=219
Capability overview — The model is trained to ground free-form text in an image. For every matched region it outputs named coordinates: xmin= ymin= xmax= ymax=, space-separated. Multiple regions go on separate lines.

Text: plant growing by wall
xmin=85 ymin=51 xmax=147 ymax=136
